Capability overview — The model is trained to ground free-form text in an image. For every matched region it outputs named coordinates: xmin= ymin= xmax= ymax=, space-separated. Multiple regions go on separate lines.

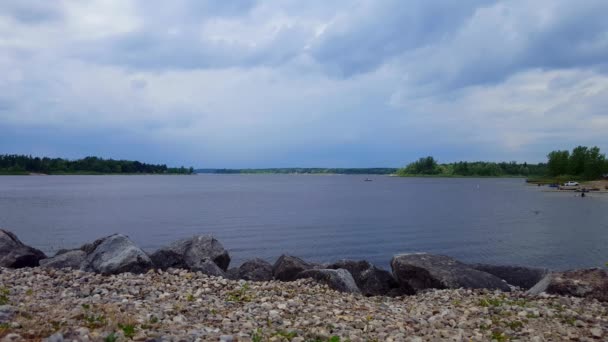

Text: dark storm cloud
xmin=65 ymin=1 xmax=608 ymax=91
xmin=309 ymin=0 xmax=493 ymax=77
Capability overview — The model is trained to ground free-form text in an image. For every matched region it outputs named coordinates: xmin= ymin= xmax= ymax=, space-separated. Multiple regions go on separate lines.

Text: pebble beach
xmin=1 ymin=267 xmax=606 ymax=342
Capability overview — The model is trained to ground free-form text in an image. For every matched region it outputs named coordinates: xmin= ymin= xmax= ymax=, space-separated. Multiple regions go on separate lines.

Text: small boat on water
xmin=364 ymin=178 xmax=373 ymax=182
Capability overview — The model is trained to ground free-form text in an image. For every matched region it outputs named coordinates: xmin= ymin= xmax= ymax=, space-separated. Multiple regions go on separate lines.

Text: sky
xmin=1 ymin=0 xmax=608 ymax=168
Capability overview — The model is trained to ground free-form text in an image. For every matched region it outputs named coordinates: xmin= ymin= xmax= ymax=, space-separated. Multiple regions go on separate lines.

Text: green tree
xmin=568 ymin=146 xmax=588 ymax=176
xmin=399 ymin=156 xmax=440 ymax=175
xmin=547 ymin=150 xmax=570 ymax=176
xmin=583 ymin=146 xmax=606 ymax=180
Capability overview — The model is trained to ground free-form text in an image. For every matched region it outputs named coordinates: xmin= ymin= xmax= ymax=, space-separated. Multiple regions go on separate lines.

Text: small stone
xmin=0 ymin=306 xmax=14 ymax=323
xmin=590 ymin=328 xmax=602 ymax=338
xmin=219 ymin=335 xmax=234 ymax=342
xmin=173 ymin=315 xmax=186 ymax=323
xmin=1 ymin=333 xmax=22 ymax=342
xmin=43 ymin=333 xmax=64 ymax=342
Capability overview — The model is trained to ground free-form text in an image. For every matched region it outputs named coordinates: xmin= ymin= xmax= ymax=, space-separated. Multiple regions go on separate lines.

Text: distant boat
xmin=364 ymin=178 xmax=373 ymax=182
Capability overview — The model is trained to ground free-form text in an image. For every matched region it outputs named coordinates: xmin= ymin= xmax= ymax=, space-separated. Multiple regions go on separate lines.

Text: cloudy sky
xmin=1 ymin=0 xmax=607 ymax=168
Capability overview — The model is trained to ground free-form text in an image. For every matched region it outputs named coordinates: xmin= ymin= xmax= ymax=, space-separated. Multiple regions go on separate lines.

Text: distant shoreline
xmin=0 ymin=172 xmax=195 ymax=176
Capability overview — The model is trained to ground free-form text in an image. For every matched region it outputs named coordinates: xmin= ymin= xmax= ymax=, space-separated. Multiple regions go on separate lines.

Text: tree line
xmin=396 ymin=157 xmax=546 ymax=177
xmin=0 ymin=155 xmax=194 ymax=175
xmin=546 ymin=146 xmax=607 ymax=180
xmin=398 ymin=146 xmax=608 ymax=180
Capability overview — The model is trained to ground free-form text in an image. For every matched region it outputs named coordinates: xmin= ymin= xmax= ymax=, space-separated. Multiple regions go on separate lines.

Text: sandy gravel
xmin=0 ymin=267 xmax=606 ymax=341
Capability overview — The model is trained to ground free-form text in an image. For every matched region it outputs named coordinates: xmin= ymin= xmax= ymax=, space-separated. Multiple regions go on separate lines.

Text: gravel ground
xmin=0 ymin=267 xmax=606 ymax=341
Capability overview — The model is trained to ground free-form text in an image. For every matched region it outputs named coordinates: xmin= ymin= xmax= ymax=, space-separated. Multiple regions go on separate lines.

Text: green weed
xmin=490 ymin=330 xmax=509 ymax=342
xmin=118 ymin=323 xmax=136 ymax=339
xmin=0 ymin=287 xmax=10 ymax=305
xmin=104 ymin=332 xmax=118 ymax=342
xmin=479 ymin=297 xmax=503 ymax=307
xmin=226 ymin=283 xmax=252 ymax=302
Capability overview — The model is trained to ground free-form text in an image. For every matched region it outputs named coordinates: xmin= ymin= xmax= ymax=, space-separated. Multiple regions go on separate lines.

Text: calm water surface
xmin=1 ymin=175 xmax=607 ymax=270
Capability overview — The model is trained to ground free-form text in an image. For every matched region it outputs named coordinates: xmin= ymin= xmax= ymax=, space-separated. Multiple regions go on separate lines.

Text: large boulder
xmin=527 ymin=268 xmax=608 ymax=302
xmin=470 ymin=263 xmax=549 ymax=290
xmin=84 ymin=234 xmax=152 ymax=275
xmin=150 ymin=235 xmax=231 ymax=272
xmin=40 ymin=250 xmax=86 ymax=270
xmin=0 ymin=229 xmax=46 ymax=268
xmin=296 ymin=269 xmax=361 ymax=294
xmin=272 ymin=255 xmax=314 ymax=281
xmin=328 ymin=259 xmax=413 ymax=296
xmin=391 ymin=253 xmax=510 ymax=292
xmin=232 ymin=258 xmax=273 ymax=281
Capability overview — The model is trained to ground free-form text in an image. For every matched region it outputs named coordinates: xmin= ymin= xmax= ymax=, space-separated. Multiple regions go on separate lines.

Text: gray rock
xmin=226 ymin=268 xmax=240 ymax=280
xmin=0 ymin=305 xmax=14 ymax=324
xmin=470 ymin=263 xmax=549 ymax=289
xmin=84 ymin=234 xmax=152 ymax=275
xmin=296 ymin=268 xmax=361 ymax=293
xmin=2 ymin=333 xmax=22 ymax=341
xmin=232 ymin=258 xmax=273 ymax=281
xmin=272 ymin=255 xmax=313 ymax=281
xmin=39 ymin=250 xmax=86 ymax=270
xmin=327 ymin=260 xmax=371 ymax=283
xmin=527 ymin=268 xmax=608 ymax=302
xmin=328 ymin=259 xmax=413 ymax=296
xmin=150 ymin=235 xmax=230 ymax=271
xmin=43 ymin=333 xmax=64 ymax=342
xmin=391 ymin=253 xmax=510 ymax=292
xmin=0 ymin=229 xmax=46 ymax=268
xmin=195 ymin=258 xmax=226 ymax=277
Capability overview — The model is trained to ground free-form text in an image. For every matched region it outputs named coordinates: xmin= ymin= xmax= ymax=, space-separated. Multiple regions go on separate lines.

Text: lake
xmin=1 ymin=175 xmax=607 ymax=270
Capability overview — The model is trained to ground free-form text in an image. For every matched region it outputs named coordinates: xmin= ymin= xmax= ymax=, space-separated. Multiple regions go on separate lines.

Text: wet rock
xmin=527 ymin=268 xmax=608 ymax=302
xmin=0 ymin=229 xmax=46 ymax=268
xmin=150 ymin=235 xmax=230 ymax=271
xmin=391 ymin=253 xmax=510 ymax=292
xmin=232 ymin=258 xmax=273 ymax=281
xmin=328 ymin=259 xmax=413 ymax=296
xmin=470 ymin=263 xmax=549 ymax=289
xmin=272 ymin=255 xmax=313 ymax=281
xmin=84 ymin=234 xmax=152 ymax=274
xmin=39 ymin=250 xmax=86 ymax=270
xmin=296 ymin=268 xmax=361 ymax=293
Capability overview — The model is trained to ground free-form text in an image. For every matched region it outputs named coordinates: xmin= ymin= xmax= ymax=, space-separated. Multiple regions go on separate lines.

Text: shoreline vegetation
xmin=396 ymin=146 xmax=608 ymax=184
xmin=1 ymin=229 xmax=607 ymax=340
xmin=0 ymin=155 xmax=194 ymax=175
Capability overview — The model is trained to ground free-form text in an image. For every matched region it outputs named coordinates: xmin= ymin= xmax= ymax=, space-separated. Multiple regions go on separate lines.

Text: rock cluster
xmin=2 ymin=228 xmax=608 ymax=302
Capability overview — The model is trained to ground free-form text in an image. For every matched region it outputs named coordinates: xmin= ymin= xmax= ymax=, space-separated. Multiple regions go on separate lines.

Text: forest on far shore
xmin=397 ymin=146 xmax=607 ymax=180
xmin=0 ymin=155 xmax=194 ymax=175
